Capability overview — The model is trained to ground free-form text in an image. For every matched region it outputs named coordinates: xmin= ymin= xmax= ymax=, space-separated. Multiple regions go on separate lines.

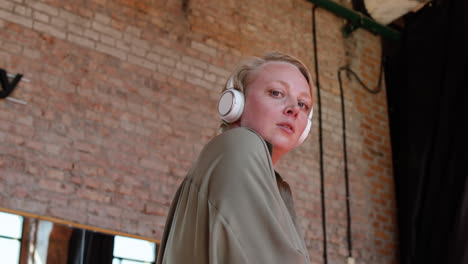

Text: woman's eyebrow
xmin=272 ymin=80 xmax=311 ymax=101
xmin=275 ymin=80 xmax=290 ymax=88
xmin=299 ymin=92 xmax=312 ymax=101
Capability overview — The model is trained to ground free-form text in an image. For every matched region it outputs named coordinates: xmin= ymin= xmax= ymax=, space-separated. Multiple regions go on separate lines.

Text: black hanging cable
xmin=338 ymin=68 xmax=353 ymax=259
xmin=338 ymin=64 xmax=384 ymax=95
xmin=312 ymin=5 xmax=328 ymax=264
xmin=337 ymin=60 xmax=384 ymax=258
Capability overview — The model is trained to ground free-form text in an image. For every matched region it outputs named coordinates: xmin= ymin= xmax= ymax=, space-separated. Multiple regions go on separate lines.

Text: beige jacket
xmin=156 ymin=127 xmax=310 ymax=263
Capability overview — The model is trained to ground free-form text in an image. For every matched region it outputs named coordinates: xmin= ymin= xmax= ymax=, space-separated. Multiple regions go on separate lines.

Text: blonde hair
xmin=220 ymin=52 xmax=313 ymax=131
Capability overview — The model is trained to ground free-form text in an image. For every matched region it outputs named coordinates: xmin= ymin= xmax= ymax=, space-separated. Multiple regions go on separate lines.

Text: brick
xmin=47 ymin=169 xmax=65 ymax=180
xmin=101 ymin=181 xmax=116 ymax=192
xmin=186 ymin=76 xmax=215 ymax=91
xmin=14 ymin=5 xmax=31 ymax=16
xmin=191 ymin=41 xmax=217 ymax=57
xmin=127 ymin=43 xmax=145 ymax=57
xmin=0 ymin=9 xmax=32 ymax=27
xmin=30 ymin=2 xmax=58 ymax=16
xmin=59 ymin=9 xmax=90 ymax=27
xmin=182 ymin=55 xmax=208 ymax=69
xmin=0 ymin=0 xmax=14 ymax=11
xmin=50 ymin=206 xmax=87 ymax=223
xmin=2 ymin=41 xmax=22 ymax=53
xmin=161 ymin=56 xmax=176 ymax=67
xmin=144 ymin=203 xmax=166 ymax=216
xmin=83 ymin=177 xmax=100 ymax=189
xmin=68 ymin=33 xmax=95 ymax=49
xmin=23 ymin=48 xmax=41 ymax=59
xmin=139 ymin=158 xmax=169 ymax=173
xmin=189 ymin=66 xmax=205 ymax=78
xmin=116 ymin=40 xmax=130 ymax=51
xmin=125 ymin=25 xmax=141 ymax=37
xmin=8 ymin=198 xmax=47 ymax=215
xmin=133 ymin=187 xmax=150 ymax=200
xmin=68 ymin=23 xmax=83 ymax=35
xmin=94 ymin=12 xmax=111 ymax=24
xmin=204 ymin=72 xmax=217 ymax=82
xmin=39 ymin=179 xmax=74 ymax=194
xmin=152 ymin=44 xmax=179 ymax=59
xmin=16 ymin=115 xmax=33 ymax=126
xmin=208 ymin=64 xmax=229 ymax=77
xmin=96 ymin=43 xmax=126 ymax=60
xmin=77 ymin=188 xmax=111 ymax=203
xmin=33 ymin=21 xmax=66 ymax=39
xmin=45 ymin=18 xmax=63 ymax=30
xmin=87 ymin=214 xmax=120 ymax=230
xmin=126 ymin=36 xmax=149 ymax=50
xmin=39 ymin=156 xmax=73 ymax=170
xmin=128 ymin=54 xmax=157 ymax=70
xmin=92 ymin=21 xmax=122 ymax=39
xmin=100 ymin=33 xmax=115 ymax=46
xmin=171 ymin=70 xmax=185 ymax=81
xmin=83 ymin=28 xmax=99 ymax=40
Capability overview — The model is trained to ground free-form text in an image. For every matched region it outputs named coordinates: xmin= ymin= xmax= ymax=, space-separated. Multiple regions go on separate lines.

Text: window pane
xmin=0 ymin=212 xmax=23 ymax=238
xmin=113 ymin=236 xmax=155 ymax=262
xmin=121 ymin=259 xmax=149 ymax=264
xmin=113 ymin=258 xmax=151 ymax=264
xmin=0 ymin=237 xmax=20 ymax=264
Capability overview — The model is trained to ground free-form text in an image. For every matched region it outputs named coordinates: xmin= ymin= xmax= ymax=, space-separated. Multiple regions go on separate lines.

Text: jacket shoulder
xmin=208 ymin=127 xmax=266 ymax=153
xmin=189 ymin=127 xmax=274 ymax=192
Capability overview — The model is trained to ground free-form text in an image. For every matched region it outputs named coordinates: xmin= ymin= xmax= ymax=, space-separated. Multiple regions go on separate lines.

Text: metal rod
xmin=306 ymin=0 xmax=401 ymax=40
xmin=5 ymin=97 xmax=27 ymax=105
xmin=6 ymin=73 xmax=30 ymax=82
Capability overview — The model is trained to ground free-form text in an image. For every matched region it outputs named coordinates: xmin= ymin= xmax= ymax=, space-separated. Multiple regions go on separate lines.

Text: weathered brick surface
xmin=0 ymin=0 xmax=397 ymax=262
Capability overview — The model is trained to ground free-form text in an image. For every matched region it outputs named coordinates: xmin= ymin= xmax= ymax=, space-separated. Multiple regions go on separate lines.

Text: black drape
xmin=384 ymin=0 xmax=468 ymax=263
xmin=67 ymin=229 xmax=115 ymax=264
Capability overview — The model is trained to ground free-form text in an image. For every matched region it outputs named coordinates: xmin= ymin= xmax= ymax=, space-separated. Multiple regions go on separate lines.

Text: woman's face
xmin=239 ymin=62 xmax=313 ymax=164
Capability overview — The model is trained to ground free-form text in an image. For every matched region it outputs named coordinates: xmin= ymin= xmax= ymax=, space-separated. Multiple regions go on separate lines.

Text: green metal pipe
xmin=306 ymin=0 xmax=401 ymax=41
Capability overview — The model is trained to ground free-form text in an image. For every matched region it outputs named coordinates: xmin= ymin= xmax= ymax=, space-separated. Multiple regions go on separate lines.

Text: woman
xmin=156 ymin=52 xmax=313 ymax=263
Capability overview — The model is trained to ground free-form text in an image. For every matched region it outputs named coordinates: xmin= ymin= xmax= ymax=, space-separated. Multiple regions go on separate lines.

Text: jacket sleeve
xmin=205 ymin=128 xmax=309 ymax=264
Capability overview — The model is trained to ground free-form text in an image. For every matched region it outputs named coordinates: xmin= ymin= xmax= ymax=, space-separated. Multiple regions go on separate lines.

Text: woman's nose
xmin=284 ymin=102 xmax=299 ymax=117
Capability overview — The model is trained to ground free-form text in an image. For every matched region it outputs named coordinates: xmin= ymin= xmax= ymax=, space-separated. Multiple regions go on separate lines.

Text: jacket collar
xmin=264 ymin=139 xmax=273 ymax=157
xmin=242 ymin=127 xmax=274 ymax=157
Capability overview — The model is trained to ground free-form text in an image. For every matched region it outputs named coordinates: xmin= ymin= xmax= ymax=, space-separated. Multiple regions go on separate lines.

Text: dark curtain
xmin=384 ymin=0 xmax=468 ymax=263
xmin=67 ymin=229 xmax=115 ymax=264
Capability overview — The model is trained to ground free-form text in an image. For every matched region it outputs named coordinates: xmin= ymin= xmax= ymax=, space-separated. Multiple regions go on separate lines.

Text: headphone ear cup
xmin=297 ymin=119 xmax=312 ymax=145
xmin=218 ymin=89 xmax=245 ymax=123
xmin=297 ymin=107 xmax=314 ymax=145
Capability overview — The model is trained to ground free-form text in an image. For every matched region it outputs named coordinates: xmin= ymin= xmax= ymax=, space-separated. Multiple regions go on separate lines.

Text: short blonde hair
xmin=220 ymin=52 xmax=313 ymax=131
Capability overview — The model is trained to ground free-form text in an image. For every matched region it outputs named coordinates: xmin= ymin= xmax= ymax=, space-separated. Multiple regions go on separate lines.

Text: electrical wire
xmin=312 ymin=5 xmax=328 ymax=264
xmin=312 ymin=3 xmax=385 ymax=262
xmin=337 ymin=59 xmax=384 ymax=258
xmin=338 ymin=65 xmax=384 ymax=95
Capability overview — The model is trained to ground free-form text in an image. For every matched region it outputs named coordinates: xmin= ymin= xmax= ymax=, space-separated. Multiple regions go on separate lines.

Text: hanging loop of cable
xmin=338 ymin=59 xmax=384 ymax=95
xmin=337 ymin=57 xmax=385 ymax=259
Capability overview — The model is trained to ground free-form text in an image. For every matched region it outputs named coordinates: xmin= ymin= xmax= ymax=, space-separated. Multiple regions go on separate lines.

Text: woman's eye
xmin=271 ymin=90 xmax=282 ymax=97
xmin=298 ymin=102 xmax=309 ymax=110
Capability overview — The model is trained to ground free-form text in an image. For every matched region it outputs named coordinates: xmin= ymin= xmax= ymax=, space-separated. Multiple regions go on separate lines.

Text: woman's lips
xmin=277 ymin=123 xmax=294 ymax=134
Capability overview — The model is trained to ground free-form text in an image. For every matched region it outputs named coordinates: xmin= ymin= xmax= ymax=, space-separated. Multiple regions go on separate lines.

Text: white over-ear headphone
xmin=297 ymin=108 xmax=313 ymax=145
xmin=218 ymin=76 xmax=313 ymax=144
xmin=218 ymin=77 xmax=245 ymax=123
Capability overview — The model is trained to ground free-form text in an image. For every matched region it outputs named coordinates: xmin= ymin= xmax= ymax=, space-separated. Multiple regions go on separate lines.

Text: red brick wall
xmin=0 ymin=0 xmax=397 ymax=262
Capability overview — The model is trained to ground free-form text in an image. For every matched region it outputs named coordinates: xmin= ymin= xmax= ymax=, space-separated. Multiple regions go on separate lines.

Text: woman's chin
xmin=270 ymin=138 xmax=296 ymax=155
